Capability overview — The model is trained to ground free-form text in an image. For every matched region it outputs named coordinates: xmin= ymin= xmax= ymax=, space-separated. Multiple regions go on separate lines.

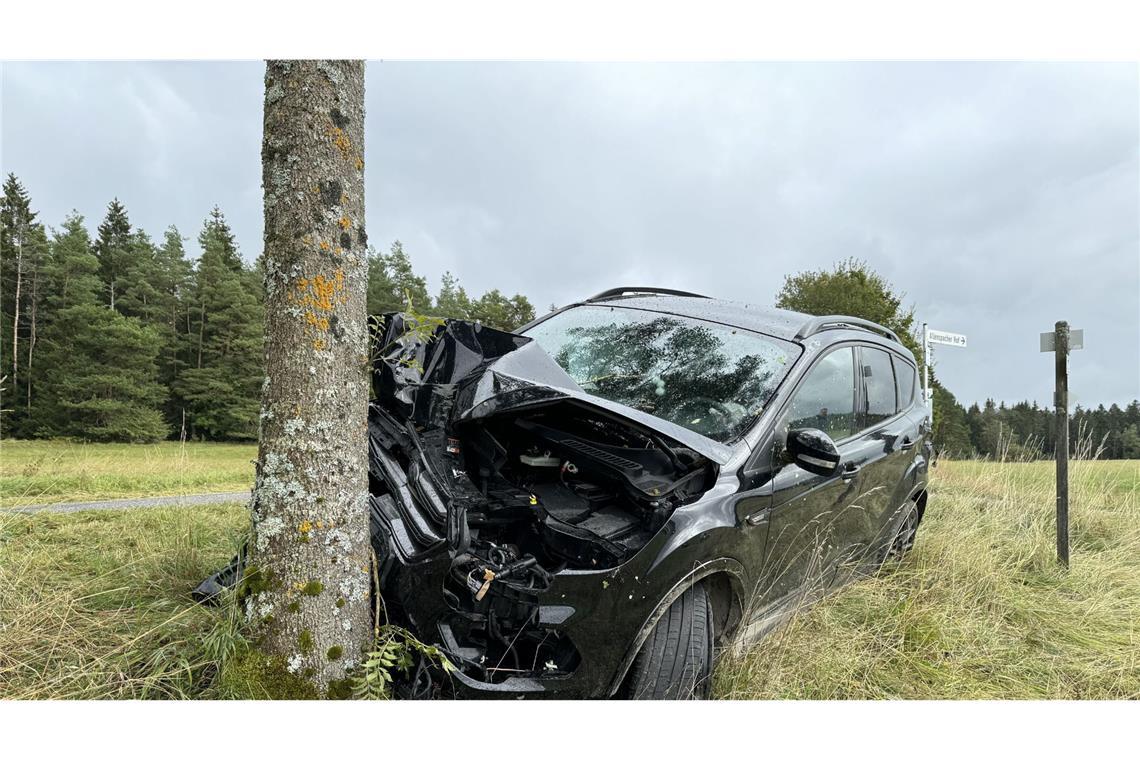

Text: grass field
xmin=0 ymin=440 xmax=257 ymax=507
xmin=0 ymin=450 xmax=1136 ymax=699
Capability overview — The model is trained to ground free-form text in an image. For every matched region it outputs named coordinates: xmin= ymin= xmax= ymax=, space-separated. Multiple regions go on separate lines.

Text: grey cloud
xmin=2 ymin=60 xmax=1136 ymax=408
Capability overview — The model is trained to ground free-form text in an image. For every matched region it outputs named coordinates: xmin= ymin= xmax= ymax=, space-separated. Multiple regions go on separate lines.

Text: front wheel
xmin=623 ymin=582 xmax=714 ymax=699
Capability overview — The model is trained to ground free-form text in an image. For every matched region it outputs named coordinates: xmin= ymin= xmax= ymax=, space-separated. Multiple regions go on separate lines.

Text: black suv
xmin=363 ymin=287 xmax=932 ymax=699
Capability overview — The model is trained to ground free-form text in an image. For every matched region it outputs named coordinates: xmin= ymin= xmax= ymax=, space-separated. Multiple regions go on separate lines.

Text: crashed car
xmin=200 ymin=286 xmax=931 ymax=699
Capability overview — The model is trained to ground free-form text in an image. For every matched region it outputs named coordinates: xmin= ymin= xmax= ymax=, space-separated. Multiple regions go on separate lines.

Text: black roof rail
xmin=795 ymin=315 xmax=901 ymax=344
xmin=586 ymin=286 xmax=711 ymax=303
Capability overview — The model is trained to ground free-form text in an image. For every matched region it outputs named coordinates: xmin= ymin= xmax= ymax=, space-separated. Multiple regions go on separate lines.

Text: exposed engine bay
xmin=366 ymin=315 xmax=717 ymax=688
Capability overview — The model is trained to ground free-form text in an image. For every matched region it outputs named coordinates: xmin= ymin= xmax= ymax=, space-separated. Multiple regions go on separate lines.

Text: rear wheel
xmin=624 ymin=582 xmax=714 ymax=699
xmin=881 ymin=502 xmax=920 ymax=566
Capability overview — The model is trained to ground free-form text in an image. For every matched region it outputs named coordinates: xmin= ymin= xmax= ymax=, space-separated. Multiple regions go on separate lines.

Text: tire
xmin=624 ymin=582 xmax=715 ymax=700
xmin=877 ymin=501 xmax=920 ymax=569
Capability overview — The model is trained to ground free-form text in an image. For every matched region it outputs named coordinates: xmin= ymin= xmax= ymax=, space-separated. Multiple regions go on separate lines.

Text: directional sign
xmin=1040 ymin=329 xmax=1083 ymax=352
xmin=927 ymin=329 xmax=967 ymax=348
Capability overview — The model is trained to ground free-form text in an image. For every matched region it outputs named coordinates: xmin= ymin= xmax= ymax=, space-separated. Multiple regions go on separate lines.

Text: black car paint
xmin=364 ymin=296 xmax=930 ymax=699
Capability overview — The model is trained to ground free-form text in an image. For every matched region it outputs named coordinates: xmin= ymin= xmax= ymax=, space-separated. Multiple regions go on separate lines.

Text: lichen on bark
xmin=252 ymin=59 xmax=371 ymax=695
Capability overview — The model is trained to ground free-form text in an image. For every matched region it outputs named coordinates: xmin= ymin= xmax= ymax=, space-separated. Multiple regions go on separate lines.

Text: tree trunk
xmin=26 ymin=262 xmax=37 ymax=411
xmin=11 ymin=236 xmax=22 ymax=384
xmin=250 ymin=59 xmax=371 ymax=696
xmin=197 ymin=298 xmax=205 ymax=369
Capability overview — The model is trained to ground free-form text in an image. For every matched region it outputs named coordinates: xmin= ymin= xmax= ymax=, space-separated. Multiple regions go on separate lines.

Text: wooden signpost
xmin=1040 ymin=321 xmax=1083 ymax=567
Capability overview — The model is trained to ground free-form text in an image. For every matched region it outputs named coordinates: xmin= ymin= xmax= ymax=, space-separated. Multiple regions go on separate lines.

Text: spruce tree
xmin=40 ymin=213 xmax=100 ymax=315
xmin=174 ymin=208 xmax=263 ymax=439
xmin=92 ymin=198 xmax=133 ymax=311
xmin=153 ymin=226 xmax=195 ymax=427
xmin=385 ymin=239 xmax=432 ymax=310
xmin=35 ymin=304 xmax=168 ymax=441
xmin=116 ymin=230 xmax=164 ymax=323
xmin=34 ymin=212 xmax=167 ymax=441
xmin=434 ymin=270 xmax=472 ymax=319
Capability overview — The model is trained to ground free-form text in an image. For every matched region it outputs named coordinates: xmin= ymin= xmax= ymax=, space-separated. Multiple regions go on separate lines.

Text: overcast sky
xmin=2 ymin=61 xmax=1137 ymax=408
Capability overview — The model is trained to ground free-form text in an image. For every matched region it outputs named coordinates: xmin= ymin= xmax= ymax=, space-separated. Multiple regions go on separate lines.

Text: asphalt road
xmin=6 ymin=491 xmax=251 ymax=514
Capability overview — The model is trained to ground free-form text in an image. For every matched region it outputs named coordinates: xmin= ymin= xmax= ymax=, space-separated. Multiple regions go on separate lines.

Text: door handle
xmin=882 ymin=430 xmax=915 ymax=451
xmin=745 ymin=508 xmax=770 ymax=526
xmin=840 ymin=462 xmax=861 ymax=480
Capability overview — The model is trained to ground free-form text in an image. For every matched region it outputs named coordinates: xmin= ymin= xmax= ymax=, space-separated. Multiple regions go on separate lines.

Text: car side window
xmin=788 ymin=347 xmax=856 ymax=440
xmin=892 ymin=354 xmax=916 ymax=410
xmin=861 ymin=347 xmax=897 ymax=428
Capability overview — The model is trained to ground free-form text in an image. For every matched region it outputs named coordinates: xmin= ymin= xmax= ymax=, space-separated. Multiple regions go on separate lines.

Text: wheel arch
xmin=911 ymin=485 xmax=928 ymax=524
xmin=606 ymin=557 xmax=746 ymax=696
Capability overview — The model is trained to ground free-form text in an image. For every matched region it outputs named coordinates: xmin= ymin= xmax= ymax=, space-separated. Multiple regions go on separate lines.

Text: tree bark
xmin=250 ymin=59 xmax=371 ymax=695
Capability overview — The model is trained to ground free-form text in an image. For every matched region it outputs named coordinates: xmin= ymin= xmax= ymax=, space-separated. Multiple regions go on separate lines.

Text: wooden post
xmin=922 ymin=322 xmax=931 ymax=422
xmin=1054 ymin=320 xmax=1070 ymax=567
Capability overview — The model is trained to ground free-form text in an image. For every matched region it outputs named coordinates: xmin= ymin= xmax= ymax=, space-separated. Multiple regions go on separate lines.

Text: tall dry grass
xmin=714 ymin=456 xmax=1140 ymax=698
xmin=0 ymin=503 xmax=248 ymax=699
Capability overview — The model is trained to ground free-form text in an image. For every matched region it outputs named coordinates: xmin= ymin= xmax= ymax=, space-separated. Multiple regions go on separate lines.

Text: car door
xmin=756 ymin=346 xmax=866 ymax=606
xmin=834 ymin=344 xmax=902 ymax=569
xmin=834 ymin=346 xmax=923 ymax=572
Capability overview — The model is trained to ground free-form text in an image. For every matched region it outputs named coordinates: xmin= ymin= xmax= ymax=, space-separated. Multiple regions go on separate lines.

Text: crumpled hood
xmin=372 ymin=314 xmax=734 ymax=465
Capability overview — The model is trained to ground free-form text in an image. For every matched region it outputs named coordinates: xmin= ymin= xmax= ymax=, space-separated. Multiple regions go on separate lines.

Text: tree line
xmin=928 ymin=388 xmax=1140 ymax=460
xmin=0 ymin=173 xmax=535 ymax=442
xmin=4 ymin=176 xmax=1135 ymax=457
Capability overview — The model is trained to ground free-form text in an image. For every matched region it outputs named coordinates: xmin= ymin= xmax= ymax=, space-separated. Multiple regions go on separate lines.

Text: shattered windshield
xmin=522 ymin=304 xmax=799 ymax=442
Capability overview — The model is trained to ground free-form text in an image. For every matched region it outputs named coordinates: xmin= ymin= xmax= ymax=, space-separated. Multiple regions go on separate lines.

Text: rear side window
xmin=788 ymin=347 xmax=857 ymax=440
xmin=861 ymin=347 xmax=897 ymax=427
xmin=892 ymin=354 xmax=916 ymax=409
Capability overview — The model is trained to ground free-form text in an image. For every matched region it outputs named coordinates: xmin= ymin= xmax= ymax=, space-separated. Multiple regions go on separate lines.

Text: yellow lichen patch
xmin=327 ymin=123 xmax=355 ymax=161
xmin=294 ymin=268 xmax=348 ymax=352
xmin=298 ymin=520 xmax=313 ymax=535
xmin=338 ymin=216 xmax=352 ymax=230
xmin=297 ymin=271 xmax=346 ymax=312
xmin=320 ymin=240 xmax=331 ymax=251
xmin=304 ymin=311 xmax=330 ymax=332
xmin=340 ymin=193 xmax=349 ymax=205
xmin=355 ymin=157 xmax=364 ymax=172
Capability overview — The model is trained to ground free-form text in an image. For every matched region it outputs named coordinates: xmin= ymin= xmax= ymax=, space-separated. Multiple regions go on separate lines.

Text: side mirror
xmin=785 ymin=428 xmax=841 ymax=476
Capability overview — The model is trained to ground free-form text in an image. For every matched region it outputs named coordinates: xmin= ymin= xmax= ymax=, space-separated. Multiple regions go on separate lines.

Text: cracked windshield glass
xmin=524 ymin=305 xmax=799 ymax=442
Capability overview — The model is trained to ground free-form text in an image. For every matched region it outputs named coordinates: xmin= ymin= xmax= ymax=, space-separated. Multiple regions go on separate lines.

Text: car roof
xmin=546 ymin=291 xmax=917 ymax=363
